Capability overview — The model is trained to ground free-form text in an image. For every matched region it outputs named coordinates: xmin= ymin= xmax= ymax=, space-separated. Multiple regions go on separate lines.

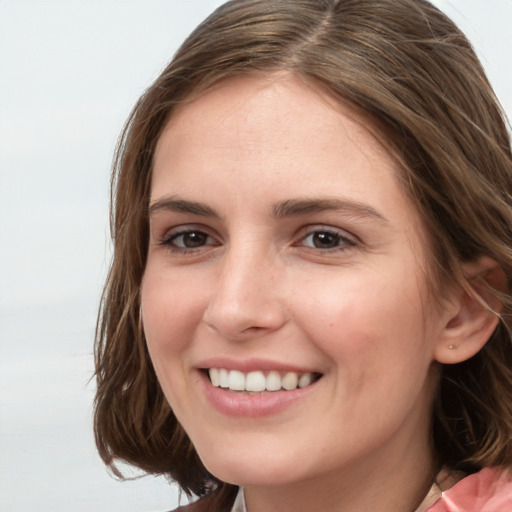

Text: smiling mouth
xmin=206 ymin=368 xmax=322 ymax=393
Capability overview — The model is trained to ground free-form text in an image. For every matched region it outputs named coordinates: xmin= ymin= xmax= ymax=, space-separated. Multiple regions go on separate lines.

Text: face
xmin=141 ymin=74 xmax=453 ymax=491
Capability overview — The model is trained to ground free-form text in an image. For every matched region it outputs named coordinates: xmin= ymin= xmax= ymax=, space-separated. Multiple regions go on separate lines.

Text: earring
xmin=448 ymin=343 xmax=458 ymax=350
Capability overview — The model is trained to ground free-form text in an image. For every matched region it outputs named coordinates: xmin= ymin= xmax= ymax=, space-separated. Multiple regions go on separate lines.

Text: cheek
xmin=295 ymin=269 xmax=437 ymax=433
xmin=141 ymin=268 xmax=205 ymax=352
xmin=140 ymin=268 xmax=208 ymax=409
xmin=294 ymin=265 xmax=430 ymax=371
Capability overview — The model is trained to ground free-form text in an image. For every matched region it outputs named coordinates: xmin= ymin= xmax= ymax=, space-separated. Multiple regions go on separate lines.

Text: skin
xmin=141 ymin=74 xmax=483 ymax=512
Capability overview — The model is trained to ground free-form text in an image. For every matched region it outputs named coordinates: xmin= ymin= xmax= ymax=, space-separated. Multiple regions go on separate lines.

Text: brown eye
xmin=169 ymin=230 xmax=212 ymax=248
xmin=301 ymin=230 xmax=356 ymax=250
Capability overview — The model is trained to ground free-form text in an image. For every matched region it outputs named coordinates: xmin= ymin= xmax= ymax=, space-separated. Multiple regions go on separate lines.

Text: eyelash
xmin=159 ymin=228 xmax=218 ymax=254
xmin=298 ymin=228 xmax=357 ymax=252
xmin=158 ymin=226 xmax=357 ymax=254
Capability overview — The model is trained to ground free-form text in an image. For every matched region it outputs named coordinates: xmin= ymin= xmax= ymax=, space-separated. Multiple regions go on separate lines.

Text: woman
xmin=94 ymin=1 xmax=512 ymax=511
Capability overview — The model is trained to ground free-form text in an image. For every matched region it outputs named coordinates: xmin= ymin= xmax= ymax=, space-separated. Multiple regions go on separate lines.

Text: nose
xmin=202 ymin=243 xmax=288 ymax=341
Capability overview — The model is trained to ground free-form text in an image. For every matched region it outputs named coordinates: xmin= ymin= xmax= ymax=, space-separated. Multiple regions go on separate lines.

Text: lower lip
xmin=200 ymin=372 xmax=319 ymax=417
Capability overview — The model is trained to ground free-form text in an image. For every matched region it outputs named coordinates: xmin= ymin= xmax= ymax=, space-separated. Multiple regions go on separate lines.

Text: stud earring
xmin=448 ymin=343 xmax=458 ymax=350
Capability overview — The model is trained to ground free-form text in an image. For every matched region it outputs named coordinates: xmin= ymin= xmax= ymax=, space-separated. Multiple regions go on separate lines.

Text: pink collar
xmin=427 ymin=467 xmax=512 ymax=512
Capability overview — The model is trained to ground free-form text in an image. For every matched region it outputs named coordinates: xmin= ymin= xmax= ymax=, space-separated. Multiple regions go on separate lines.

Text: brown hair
xmin=94 ymin=0 xmax=512 ymax=502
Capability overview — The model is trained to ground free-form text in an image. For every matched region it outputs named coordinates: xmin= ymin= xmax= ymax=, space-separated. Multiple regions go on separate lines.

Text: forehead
xmin=152 ymin=74 xmax=400 ymax=201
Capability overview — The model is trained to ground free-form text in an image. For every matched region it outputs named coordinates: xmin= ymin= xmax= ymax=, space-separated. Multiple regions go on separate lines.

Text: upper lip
xmin=196 ymin=357 xmax=321 ymax=374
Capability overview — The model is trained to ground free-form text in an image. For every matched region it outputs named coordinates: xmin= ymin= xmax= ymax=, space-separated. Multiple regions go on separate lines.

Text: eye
xmin=161 ymin=229 xmax=217 ymax=252
xmin=300 ymin=229 xmax=356 ymax=251
xmin=172 ymin=231 xmax=210 ymax=248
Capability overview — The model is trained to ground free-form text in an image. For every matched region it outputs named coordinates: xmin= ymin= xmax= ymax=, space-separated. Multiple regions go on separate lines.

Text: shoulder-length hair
xmin=94 ymin=0 xmax=512 ymax=502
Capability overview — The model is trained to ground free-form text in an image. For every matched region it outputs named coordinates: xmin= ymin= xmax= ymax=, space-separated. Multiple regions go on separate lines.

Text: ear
xmin=434 ymin=257 xmax=506 ymax=364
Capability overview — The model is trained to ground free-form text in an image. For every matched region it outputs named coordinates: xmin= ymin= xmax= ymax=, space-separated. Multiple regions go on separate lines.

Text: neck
xmin=243 ymin=430 xmax=436 ymax=512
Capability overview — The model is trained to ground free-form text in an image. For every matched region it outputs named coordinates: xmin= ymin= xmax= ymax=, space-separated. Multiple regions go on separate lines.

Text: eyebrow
xmin=272 ymin=198 xmax=388 ymax=223
xmin=148 ymin=196 xmax=220 ymax=218
xmin=148 ymin=195 xmax=387 ymax=224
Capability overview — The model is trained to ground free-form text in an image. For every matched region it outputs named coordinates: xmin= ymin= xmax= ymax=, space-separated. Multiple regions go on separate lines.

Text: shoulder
xmin=428 ymin=467 xmax=512 ymax=512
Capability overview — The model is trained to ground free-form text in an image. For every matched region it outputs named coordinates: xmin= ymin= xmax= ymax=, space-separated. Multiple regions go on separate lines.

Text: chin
xmin=196 ymin=441 xmax=304 ymax=487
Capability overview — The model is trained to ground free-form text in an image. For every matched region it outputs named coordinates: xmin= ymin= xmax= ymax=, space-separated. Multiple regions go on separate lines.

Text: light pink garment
xmin=428 ymin=468 xmax=512 ymax=512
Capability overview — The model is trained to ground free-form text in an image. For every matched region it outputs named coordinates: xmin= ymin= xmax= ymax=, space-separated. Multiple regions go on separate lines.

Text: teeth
xmin=282 ymin=372 xmax=298 ymax=390
xmin=266 ymin=370 xmax=281 ymax=391
xmin=298 ymin=373 xmax=313 ymax=388
xmin=209 ymin=368 xmax=220 ymax=387
xmin=246 ymin=371 xmax=266 ymax=392
xmin=208 ymin=369 xmax=316 ymax=392
xmin=228 ymin=370 xmax=245 ymax=391
xmin=219 ymin=368 xmax=229 ymax=388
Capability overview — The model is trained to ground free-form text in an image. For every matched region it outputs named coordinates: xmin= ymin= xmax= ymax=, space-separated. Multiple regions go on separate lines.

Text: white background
xmin=0 ymin=1 xmax=511 ymax=511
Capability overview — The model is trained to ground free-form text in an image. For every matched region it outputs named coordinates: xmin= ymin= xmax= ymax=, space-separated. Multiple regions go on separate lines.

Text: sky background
xmin=0 ymin=1 xmax=511 ymax=511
